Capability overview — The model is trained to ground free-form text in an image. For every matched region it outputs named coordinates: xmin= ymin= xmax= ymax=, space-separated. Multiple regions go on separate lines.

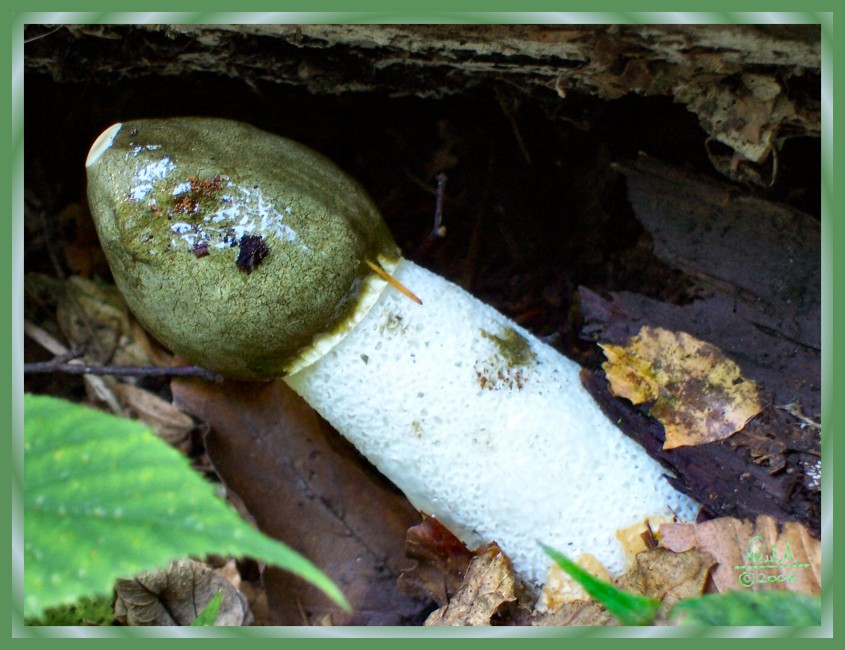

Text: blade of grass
xmin=541 ymin=543 xmax=659 ymax=626
xmin=191 ymin=590 xmax=223 ymax=626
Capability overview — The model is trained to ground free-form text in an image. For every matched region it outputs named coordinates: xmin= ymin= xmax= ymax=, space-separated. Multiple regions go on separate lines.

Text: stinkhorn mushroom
xmin=85 ymin=117 xmax=699 ymax=587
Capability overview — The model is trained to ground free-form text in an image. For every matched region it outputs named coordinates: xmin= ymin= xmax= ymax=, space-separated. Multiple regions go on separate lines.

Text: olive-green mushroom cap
xmin=86 ymin=118 xmax=399 ymax=379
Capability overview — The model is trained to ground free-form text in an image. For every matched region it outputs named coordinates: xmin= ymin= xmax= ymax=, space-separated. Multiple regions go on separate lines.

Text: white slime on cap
xmin=85 ymin=122 xmax=123 ymax=168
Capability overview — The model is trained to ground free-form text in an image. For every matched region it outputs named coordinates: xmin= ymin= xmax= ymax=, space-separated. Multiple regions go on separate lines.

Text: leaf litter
xmin=660 ymin=515 xmax=821 ymax=595
xmin=114 ymin=558 xmax=253 ymax=626
xmin=171 ymin=378 xmax=432 ymax=625
xmin=414 ymin=514 xmax=820 ymax=626
xmin=398 ymin=515 xmax=475 ymax=607
xmin=424 ymin=544 xmax=519 ymax=626
xmin=600 ymin=326 xmax=763 ymax=449
xmin=419 ymin=539 xmax=716 ymax=626
xmin=26 ymin=272 xmax=194 ymax=442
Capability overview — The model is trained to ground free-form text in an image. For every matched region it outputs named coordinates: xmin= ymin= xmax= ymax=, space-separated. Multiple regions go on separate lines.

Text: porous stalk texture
xmin=285 ymin=259 xmax=699 ymax=585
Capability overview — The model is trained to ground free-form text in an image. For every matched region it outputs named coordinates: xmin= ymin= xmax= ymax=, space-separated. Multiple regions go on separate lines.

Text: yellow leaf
xmin=601 ymin=327 xmax=762 ymax=449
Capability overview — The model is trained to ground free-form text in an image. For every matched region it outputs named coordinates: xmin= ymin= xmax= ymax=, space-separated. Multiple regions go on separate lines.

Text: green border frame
xmin=8 ymin=6 xmax=835 ymax=640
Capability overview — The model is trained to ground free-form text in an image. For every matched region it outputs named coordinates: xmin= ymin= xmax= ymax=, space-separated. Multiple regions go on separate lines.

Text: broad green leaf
xmin=542 ymin=544 xmax=660 ymax=626
xmin=191 ymin=590 xmax=223 ymax=626
xmin=670 ymin=590 xmax=821 ymax=626
xmin=24 ymin=394 xmax=349 ymax=618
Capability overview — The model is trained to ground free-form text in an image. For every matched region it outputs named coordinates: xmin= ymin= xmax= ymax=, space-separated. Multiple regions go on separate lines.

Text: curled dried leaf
xmin=398 ymin=515 xmax=474 ymax=607
xmin=424 ymin=543 xmax=517 ymax=626
xmin=114 ymin=559 xmax=253 ymax=626
xmin=56 ymin=276 xmax=150 ymax=366
xmin=619 ymin=548 xmax=716 ymax=617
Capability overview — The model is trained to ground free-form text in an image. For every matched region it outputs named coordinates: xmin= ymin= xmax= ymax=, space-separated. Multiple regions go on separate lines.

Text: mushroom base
xmin=285 ymin=258 xmax=699 ymax=586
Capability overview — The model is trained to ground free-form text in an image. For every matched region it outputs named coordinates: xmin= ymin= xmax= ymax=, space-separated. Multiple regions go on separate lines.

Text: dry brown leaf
xmin=600 ymin=326 xmax=762 ymax=449
xmin=425 ymin=543 xmax=517 ymax=626
xmin=110 ymin=382 xmax=195 ymax=444
xmin=398 ymin=516 xmax=475 ymax=607
xmin=535 ymin=554 xmax=610 ymax=612
xmin=620 ymin=548 xmax=715 ymax=617
xmin=56 ymin=276 xmax=150 ymax=366
xmin=171 ymin=378 xmax=430 ymax=626
xmin=57 ymin=202 xmax=109 ymax=278
xmin=114 ymin=559 xmax=253 ymax=626
xmin=529 ymin=548 xmax=712 ymax=626
xmin=660 ymin=515 xmax=821 ymax=595
xmin=615 ymin=515 xmax=674 ymax=567
xmin=681 ymin=73 xmax=799 ymax=173
xmin=530 ymin=600 xmax=617 ymax=627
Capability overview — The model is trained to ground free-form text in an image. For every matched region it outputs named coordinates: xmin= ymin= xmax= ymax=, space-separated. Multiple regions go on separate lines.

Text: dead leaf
xmin=600 ymin=326 xmax=762 ymax=449
xmin=528 ymin=547 xmax=712 ymax=626
xmin=57 ymin=203 xmax=109 ymax=278
xmin=424 ymin=544 xmax=517 ymax=626
xmin=535 ymin=554 xmax=610 ymax=612
xmin=530 ymin=600 xmax=617 ymax=626
xmin=56 ymin=276 xmax=150 ymax=366
xmin=111 ymin=382 xmax=195 ymax=444
xmin=238 ymin=580 xmax=273 ymax=626
xmin=619 ymin=548 xmax=715 ymax=617
xmin=171 ymin=378 xmax=431 ymax=626
xmin=398 ymin=515 xmax=475 ymax=607
xmin=677 ymin=72 xmax=811 ymax=179
xmin=114 ymin=559 xmax=253 ymax=626
xmin=615 ymin=515 xmax=675 ymax=567
xmin=660 ymin=515 xmax=821 ymax=595
xmin=215 ymin=558 xmax=243 ymax=590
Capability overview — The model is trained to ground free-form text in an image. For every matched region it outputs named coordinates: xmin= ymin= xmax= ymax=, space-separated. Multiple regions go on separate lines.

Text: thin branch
xmin=432 ymin=173 xmax=448 ymax=239
xmin=24 ymin=24 xmax=64 ymax=44
xmin=24 ymin=358 xmax=224 ymax=383
xmin=411 ymin=173 xmax=449 ymax=260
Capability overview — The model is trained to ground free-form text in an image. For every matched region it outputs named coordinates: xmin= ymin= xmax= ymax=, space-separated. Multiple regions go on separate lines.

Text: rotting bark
xmin=581 ymin=369 xmax=820 ymax=537
xmin=615 ymin=156 xmax=821 ymax=355
xmin=24 ymin=23 xmax=820 ymax=176
xmin=578 ymin=157 xmax=820 ymax=536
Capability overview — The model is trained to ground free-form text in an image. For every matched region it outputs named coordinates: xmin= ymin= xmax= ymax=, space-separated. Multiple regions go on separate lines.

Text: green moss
xmin=25 ymin=595 xmax=115 ymax=626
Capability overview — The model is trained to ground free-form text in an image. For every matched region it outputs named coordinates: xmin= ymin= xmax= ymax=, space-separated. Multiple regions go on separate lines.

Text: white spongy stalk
xmin=285 ymin=258 xmax=699 ymax=586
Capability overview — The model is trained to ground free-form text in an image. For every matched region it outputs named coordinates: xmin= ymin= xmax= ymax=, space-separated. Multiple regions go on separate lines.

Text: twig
xmin=24 ymin=320 xmax=126 ymax=413
xmin=24 ymin=359 xmax=224 ymax=383
xmin=24 ymin=320 xmax=223 ymax=382
xmin=412 ymin=173 xmax=448 ymax=260
xmin=24 ymin=24 xmax=64 ymax=44
xmin=432 ymin=173 xmax=448 ymax=238
xmin=498 ymin=94 xmax=531 ymax=164
xmin=24 ymin=320 xmax=69 ymax=356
